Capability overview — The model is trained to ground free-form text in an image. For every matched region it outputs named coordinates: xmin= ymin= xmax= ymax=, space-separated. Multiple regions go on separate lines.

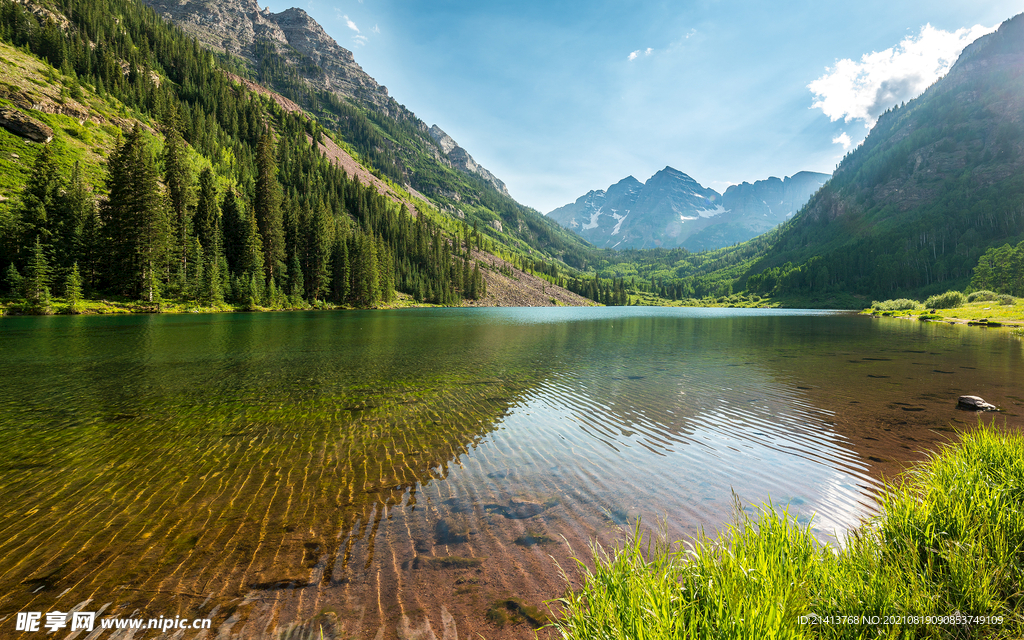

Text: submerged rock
xmin=957 ymin=395 xmax=998 ymax=411
xmin=484 ymin=499 xmax=546 ymax=519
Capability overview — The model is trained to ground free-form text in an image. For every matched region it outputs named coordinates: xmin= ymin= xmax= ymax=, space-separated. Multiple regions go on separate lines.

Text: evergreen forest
xmin=0 ymin=0 xmax=1023 ymax=314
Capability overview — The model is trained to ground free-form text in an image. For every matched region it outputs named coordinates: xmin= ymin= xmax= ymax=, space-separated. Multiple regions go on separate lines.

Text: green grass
xmin=552 ymin=422 xmax=1024 ymax=639
xmin=864 ymin=295 xmax=1024 ymax=326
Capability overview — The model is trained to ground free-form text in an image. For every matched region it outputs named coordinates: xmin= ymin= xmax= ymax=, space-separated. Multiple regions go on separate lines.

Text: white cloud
xmin=343 ymin=14 xmax=360 ymax=33
xmin=628 ymin=48 xmax=653 ymax=61
xmin=809 ymin=23 xmax=996 ymax=128
xmin=685 ymin=28 xmax=696 ymax=39
xmin=832 ymin=132 xmax=852 ymax=150
xmin=628 ymin=50 xmax=640 ymax=61
xmin=353 ymin=34 xmax=368 ymax=46
xmin=372 ymin=24 xmax=380 ymax=34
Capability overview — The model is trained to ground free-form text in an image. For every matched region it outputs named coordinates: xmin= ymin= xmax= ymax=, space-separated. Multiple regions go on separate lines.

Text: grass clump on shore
xmin=924 ymin=290 xmax=968 ymax=309
xmin=968 ymin=290 xmax=999 ymax=303
xmin=872 ymin=298 xmax=920 ymax=311
xmin=552 ymin=422 xmax=1024 ymax=639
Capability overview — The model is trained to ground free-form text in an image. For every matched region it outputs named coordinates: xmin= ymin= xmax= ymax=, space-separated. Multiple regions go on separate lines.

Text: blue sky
xmin=258 ymin=0 xmax=1022 ymax=213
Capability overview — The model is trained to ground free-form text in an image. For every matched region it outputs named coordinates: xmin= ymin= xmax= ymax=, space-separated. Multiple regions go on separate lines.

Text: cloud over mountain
xmin=809 ymin=23 xmax=995 ymax=128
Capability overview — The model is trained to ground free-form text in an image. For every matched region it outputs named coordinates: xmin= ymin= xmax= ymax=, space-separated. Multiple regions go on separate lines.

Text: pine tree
xmin=102 ymin=125 xmax=169 ymax=300
xmin=376 ymin=235 xmax=394 ymax=303
xmin=18 ymin=142 xmax=62 ymax=255
xmin=307 ymin=200 xmax=333 ymax=301
xmin=163 ymin=107 xmax=193 ymax=288
xmin=471 ymin=262 xmax=482 ymax=300
xmin=5 ymin=263 xmax=22 ymax=296
xmin=331 ymin=229 xmax=349 ymax=304
xmin=194 ymin=166 xmax=219 ymax=253
xmin=221 ymin=188 xmax=243 ymax=274
xmin=25 ymin=236 xmax=51 ymax=307
xmin=352 ymin=233 xmax=379 ymax=307
xmin=288 ymin=252 xmax=304 ymax=300
xmin=187 ymin=236 xmax=204 ymax=300
xmin=245 ymin=269 xmax=262 ymax=309
xmin=201 ymin=247 xmax=223 ymax=305
xmin=255 ymin=128 xmax=284 ymax=286
xmin=51 ymin=162 xmax=93 ymax=275
xmin=65 ymin=262 xmax=82 ymax=313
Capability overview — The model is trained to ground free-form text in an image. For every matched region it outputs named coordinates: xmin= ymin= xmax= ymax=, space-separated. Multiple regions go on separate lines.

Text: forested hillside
xmin=140 ymin=0 xmax=593 ymax=270
xmin=3 ymin=0 xmax=1020 ymax=313
xmin=0 ymin=0 xmax=576 ymax=312
xmin=739 ymin=13 xmax=1024 ymax=301
xmin=575 ymin=11 xmax=1024 ymax=308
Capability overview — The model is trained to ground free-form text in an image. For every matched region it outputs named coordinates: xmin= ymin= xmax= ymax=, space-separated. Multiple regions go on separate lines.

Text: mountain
xmin=689 ymin=172 xmax=831 ymax=250
xmin=741 ymin=12 xmax=1024 ymax=299
xmin=142 ymin=0 xmax=400 ymax=115
xmin=427 ymin=125 xmax=509 ymax=196
xmin=139 ymin=0 xmax=589 ymax=267
xmin=545 ymin=168 xmax=723 ymax=249
xmin=0 ymin=0 xmax=601 ymax=317
xmin=546 ymin=168 xmax=827 ymax=251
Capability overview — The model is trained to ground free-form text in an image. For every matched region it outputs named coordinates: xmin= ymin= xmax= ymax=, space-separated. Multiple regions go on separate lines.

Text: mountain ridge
xmin=143 ymin=0 xmax=400 ymax=114
xmin=740 ymin=11 xmax=1024 ymax=298
xmin=546 ymin=168 xmax=828 ymax=251
xmin=427 ymin=125 xmax=509 ymax=196
xmin=140 ymin=0 xmax=524 ymax=211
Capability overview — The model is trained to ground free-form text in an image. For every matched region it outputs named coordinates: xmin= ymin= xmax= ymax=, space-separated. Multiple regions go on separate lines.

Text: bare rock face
xmin=957 ymin=395 xmax=998 ymax=411
xmin=140 ymin=0 xmax=405 ymax=117
xmin=429 ymin=125 xmax=458 ymax=156
xmin=0 ymin=106 xmax=52 ymax=143
xmin=142 ymin=0 xmax=517 ymax=203
xmin=428 ymin=125 xmax=509 ymax=196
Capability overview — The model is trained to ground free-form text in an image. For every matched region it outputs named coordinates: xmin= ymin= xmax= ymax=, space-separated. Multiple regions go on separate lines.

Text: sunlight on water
xmin=0 ymin=307 xmax=1021 ymax=639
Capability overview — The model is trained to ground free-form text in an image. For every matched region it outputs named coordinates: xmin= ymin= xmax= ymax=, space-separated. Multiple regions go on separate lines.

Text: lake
xmin=0 ymin=307 xmax=1021 ymax=639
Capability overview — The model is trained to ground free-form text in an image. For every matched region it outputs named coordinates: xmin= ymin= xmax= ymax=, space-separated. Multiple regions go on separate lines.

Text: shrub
xmin=998 ymin=294 xmax=1015 ymax=305
xmin=923 ymin=290 xmax=966 ymax=309
xmin=871 ymin=298 xmax=919 ymax=311
xmin=967 ymin=290 xmax=998 ymax=302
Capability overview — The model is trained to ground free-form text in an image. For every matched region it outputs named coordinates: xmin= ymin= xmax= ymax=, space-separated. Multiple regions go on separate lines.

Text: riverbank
xmin=0 ymin=286 xmax=592 ymax=317
xmin=0 ymin=293 xmax=435 ymax=316
xmin=0 ymin=251 xmax=595 ymax=316
xmin=553 ymin=422 xmax=1024 ymax=639
xmin=864 ymin=296 xmax=1024 ymax=329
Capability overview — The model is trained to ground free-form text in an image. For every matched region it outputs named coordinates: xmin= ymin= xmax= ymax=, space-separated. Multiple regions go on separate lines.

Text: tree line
xmin=0 ymin=0 xmax=487 ymax=310
xmin=971 ymin=241 xmax=1024 ymax=296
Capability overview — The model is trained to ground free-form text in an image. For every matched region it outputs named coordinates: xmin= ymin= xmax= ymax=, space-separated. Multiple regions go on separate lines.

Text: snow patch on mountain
xmin=582 ymin=208 xmax=604 ymax=230
xmin=612 ymin=212 xmax=629 ymax=235
xmin=696 ymin=205 xmax=727 ymax=218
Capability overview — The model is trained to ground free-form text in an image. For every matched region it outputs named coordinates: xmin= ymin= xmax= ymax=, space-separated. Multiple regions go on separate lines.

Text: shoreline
xmin=861 ymin=300 xmax=1024 ymax=329
xmin=0 ymin=292 xmax=468 ymax=317
xmin=553 ymin=423 xmax=1024 ymax=639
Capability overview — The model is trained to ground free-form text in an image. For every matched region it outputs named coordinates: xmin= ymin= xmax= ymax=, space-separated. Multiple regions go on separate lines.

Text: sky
xmin=256 ymin=0 xmax=1024 ymax=213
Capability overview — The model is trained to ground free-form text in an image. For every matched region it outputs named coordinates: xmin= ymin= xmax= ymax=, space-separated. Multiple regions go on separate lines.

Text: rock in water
xmin=957 ymin=395 xmax=998 ymax=411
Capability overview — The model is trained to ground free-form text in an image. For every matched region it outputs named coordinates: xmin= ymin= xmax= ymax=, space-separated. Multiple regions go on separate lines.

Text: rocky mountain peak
xmin=142 ymin=0 xmax=521 ymax=199
xmin=547 ymin=168 xmax=828 ymax=251
xmin=428 ymin=125 xmax=458 ymax=155
xmin=141 ymin=0 xmax=401 ymax=116
xmin=428 ymin=125 xmax=509 ymax=196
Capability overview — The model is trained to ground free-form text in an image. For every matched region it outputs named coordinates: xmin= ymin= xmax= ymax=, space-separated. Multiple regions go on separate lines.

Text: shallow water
xmin=0 ymin=307 xmax=1021 ymax=639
